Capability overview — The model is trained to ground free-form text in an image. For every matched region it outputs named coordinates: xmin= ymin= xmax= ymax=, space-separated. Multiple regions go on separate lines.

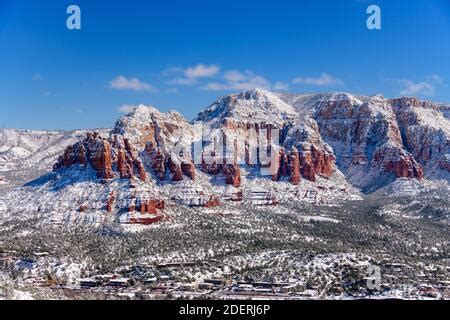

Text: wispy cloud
xmin=185 ymin=64 xmax=220 ymax=78
xmin=164 ymin=65 xmax=339 ymax=92
xmin=109 ymin=75 xmax=156 ymax=92
xmin=202 ymin=70 xmax=271 ymax=91
xmin=166 ymin=64 xmax=221 ymax=86
xmin=223 ymin=70 xmax=248 ymax=82
xmin=32 ymin=73 xmax=42 ymax=81
xmin=292 ymin=73 xmax=343 ymax=86
xmin=168 ymin=77 xmax=198 ymax=86
xmin=117 ymin=104 xmax=135 ymax=113
xmin=427 ymin=74 xmax=444 ymax=85
xmin=398 ymin=75 xmax=444 ymax=96
xmin=274 ymin=81 xmax=289 ymax=91
xmin=399 ymin=80 xmax=434 ymax=96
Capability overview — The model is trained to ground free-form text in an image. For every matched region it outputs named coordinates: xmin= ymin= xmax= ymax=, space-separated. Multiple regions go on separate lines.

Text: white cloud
xmin=399 ymin=80 xmax=435 ymax=96
xmin=223 ymin=70 xmax=248 ymax=82
xmin=185 ymin=64 xmax=220 ymax=78
xmin=202 ymin=82 xmax=233 ymax=91
xmin=202 ymin=70 xmax=271 ymax=91
xmin=292 ymin=73 xmax=343 ymax=86
xmin=165 ymin=64 xmax=220 ymax=86
xmin=397 ymin=75 xmax=445 ymax=97
xmin=117 ymin=104 xmax=135 ymax=113
xmin=427 ymin=74 xmax=444 ymax=85
xmin=163 ymin=65 xmax=287 ymax=92
xmin=109 ymin=75 xmax=156 ymax=92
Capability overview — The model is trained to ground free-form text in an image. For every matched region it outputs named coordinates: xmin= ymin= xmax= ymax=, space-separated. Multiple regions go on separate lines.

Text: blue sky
xmin=1 ymin=0 xmax=449 ymax=130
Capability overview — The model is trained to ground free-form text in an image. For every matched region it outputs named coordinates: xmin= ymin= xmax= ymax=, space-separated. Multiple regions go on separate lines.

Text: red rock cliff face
xmin=310 ymin=145 xmax=334 ymax=178
xmin=373 ymin=147 xmax=423 ymax=179
xmin=224 ymin=163 xmax=241 ymax=187
xmin=205 ymin=196 xmax=220 ymax=208
xmin=300 ymin=151 xmax=316 ymax=182
xmin=391 ymin=98 xmax=449 ymax=170
xmin=143 ymin=140 xmax=196 ymax=182
xmin=55 ymin=133 xmax=114 ymax=179
xmin=52 ymin=94 xmax=445 ymax=203
xmin=137 ymin=198 xmax=165 ymax=214
xmin=55 ymin=131 xmax=171 ymax=183
xmin=106 ymin=192 xmax=116 ymax=213
xmin=309 ymin=95 xmax=432 ymax=187
xmin=168 ymin=156 xmax=184 ymax=182
xmin=272 ymin=149 xmax=289 ymax=181
xmin=218 ymin=119 xmax=336 ymax=184
xmin=77 ymin=145 xmax=87 ymax=166
xmin=55 ymin=132 xmax=152 ymax=181
xmin=145 ymin=143 xmax=166 ymax=180
xmin=91 ymin=140 xmax=114 ymax=179
xmin=272 ymin=147 xmax=302 ymax=184
xmin=117 ymin=148 xmax=132 ymax=179
xmin=289 ymin=148 xmax=301 ymax=185
xmin=135 ymin=159 xmax=147 ymax=182
xmin=294 ymin=145 xmax=335 ymax=182
xmin=181 ymin=161 xmax=196 ymax=180
xmin=111 ymin=105 xmax=197 ymax=182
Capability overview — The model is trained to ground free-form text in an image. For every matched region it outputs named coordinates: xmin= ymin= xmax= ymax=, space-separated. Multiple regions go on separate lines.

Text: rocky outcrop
xmin=54 ymin=132 xmax=114 ymax=179
xmin=224 ymin=163 xmax=241 ymax=187
xmin=91 ymin=140 xmax=114 ymax=179
xmin=146 ymin=144 xmax=166 ymax=180
xmin=205 ymin=196 xmax=220 ymax=208
xmin=77 ymin=145 xmax=87 ymax=166
xmin=79 ymin=203 xmax=88 ymax=213
xmin=272 ymin=149 xmax=289 ymax=181
xmin=168 ymin=157 xmax=184 ymax=182
xmin=299 ymin=151 xmax=316 ymax=182
xmin=278 ymin=93 xmax=436 ymax=188
xmin=271 ymin=145 xmax=333 ymax=183
xmin=181 ymin=161 xmax=196 ymax=180
xmin=106 ymin=192 xmax=116 ymax=213
xmin=289 ymin=148 xmax=301 ymax=185
xmin=143 ymin=138 xmax=195 ymax=182
xmin=310 ymin=145 xmax=335 ymax=178
xmin=137 ymin=198 xmax=165 ymax=214
xmin=136 ymin=159 xmax=147 ymax=182
xmin=49 ymin=90 xmax=449 ymax=210
xmin=201 ymin=158 xmax=223 ymax=175
xmin=373 ymin=147 xmax=423 ymax=179
xmin=117 ymin=148 xmax=132 ymax=179
xmin=390 ymin=97 xmax=436 ymax=110
xmin=391 ymin=98 xmax=450 ymax=171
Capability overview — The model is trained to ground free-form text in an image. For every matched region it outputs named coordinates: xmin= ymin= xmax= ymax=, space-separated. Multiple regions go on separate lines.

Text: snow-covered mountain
xmin=0 ymin=129 xmax=109 ymax=191
xmin=438 ymin=104 xmax=450 ymax=119
xmin=196 ymin=88 xmax=297 ymax=125
xmin=0 ymin=89 xmax=448 ymax=224
xmin=277 ymin=92 xmax=450 ymax=191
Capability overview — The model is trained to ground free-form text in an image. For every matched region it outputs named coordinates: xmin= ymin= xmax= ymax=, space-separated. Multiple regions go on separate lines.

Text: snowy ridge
xmin=0 ymin=89 xmax=449 ymax=224
xmin=0 ymin=129 xmax=109 ymax=191
xmin=195 ymin=88 xmax=297 ymax=125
